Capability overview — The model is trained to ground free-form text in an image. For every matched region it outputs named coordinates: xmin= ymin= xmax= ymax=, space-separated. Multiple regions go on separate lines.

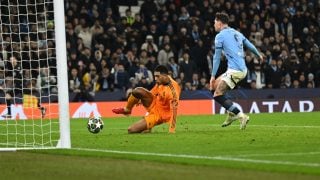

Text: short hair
xmin=154 ymin=65 xmax=169 ymax=75
xmin=215 ymin=12 xmax=229 ymax=24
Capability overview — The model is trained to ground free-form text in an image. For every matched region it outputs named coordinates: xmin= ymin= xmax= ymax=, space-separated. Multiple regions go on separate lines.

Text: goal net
xmin=0 ymin=0 xmax=70 ymax=150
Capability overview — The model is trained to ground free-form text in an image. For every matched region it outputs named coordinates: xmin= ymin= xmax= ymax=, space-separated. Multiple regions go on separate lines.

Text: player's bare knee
xmin=213 ymin=90 xmax=223 ymax=97
xmin=127 ymin=126 xmax=138 ymax=134
xmin=127 ymin=126 xmax=133 ymax=133
xmin=132 ymin=87 xmax=145 ymax=99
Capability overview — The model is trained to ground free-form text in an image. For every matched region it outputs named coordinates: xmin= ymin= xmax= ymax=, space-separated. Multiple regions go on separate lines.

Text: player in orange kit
xmin=112 ymin=65 xmax=181 ymax=133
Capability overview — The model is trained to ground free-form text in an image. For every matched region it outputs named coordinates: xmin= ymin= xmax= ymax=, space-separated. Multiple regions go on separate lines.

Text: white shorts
xmin=220 ymin=69 xmax=247 ymax=89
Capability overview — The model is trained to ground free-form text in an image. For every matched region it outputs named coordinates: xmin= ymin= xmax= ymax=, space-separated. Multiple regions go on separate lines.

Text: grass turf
xmin=1 ymin=112 xmax=320 ymax=179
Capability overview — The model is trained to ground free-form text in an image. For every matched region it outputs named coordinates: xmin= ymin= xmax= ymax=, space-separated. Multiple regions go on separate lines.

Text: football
xmin=87 ymin=116 xmax=104 ymax=134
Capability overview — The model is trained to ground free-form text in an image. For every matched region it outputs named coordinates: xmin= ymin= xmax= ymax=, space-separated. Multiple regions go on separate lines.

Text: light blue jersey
xmin=211 ymin=27 xmax=260 ymax=77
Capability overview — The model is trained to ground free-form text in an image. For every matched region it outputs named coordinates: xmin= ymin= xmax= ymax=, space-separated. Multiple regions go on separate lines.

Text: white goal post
xmin=0 ymin=0 xmax=70 ymax=150
xmin=54 ymin=0 xmax=70 ymax=149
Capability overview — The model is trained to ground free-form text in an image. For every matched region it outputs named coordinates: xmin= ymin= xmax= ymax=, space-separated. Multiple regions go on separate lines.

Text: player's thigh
xmin=212 ymin=76 xmax=222 ymax=90
xmin=144 ymin=111 xmax=163 ymax=129
xmin=132 ymin=87 xmax=153 ymax=107
xmin=214 ymin=75 xmax=228 ymax=96
xmin=215 ymin=71 xmax=246 ymax=96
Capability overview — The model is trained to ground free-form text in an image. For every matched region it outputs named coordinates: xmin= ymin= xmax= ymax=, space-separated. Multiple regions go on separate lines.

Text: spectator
xmin=98 ymin=67 xmax=114 ymax=92
xmin=247 ymin=62 xmax=266 ymax=89
xmin=298 ymin=73 xmax=307 ymax=88
xmin=113 ymin=64 xmax=130 ymax=91
xmin=141 ymin=35 xmax=158 ymax=56
xmin=125 ymin=9 xmax=135 ymax=26
xmin=307 ymin=73 xmax=315 ymax=88
xmin=90 ymin=19 xmax=104 ymax=37
xmin=138 ymin=49 xmax=149 ymax=65
xmin=265 ymin=59 xmax=283 ymax=88
xmin=190 ymin=40 xmax=210 ymax=78
xmin=77 ymin=23 xmax=93 ymax=49
xmin=82 ymin=63 xmax=100 ymax=95
xmin=198 ymin=77 xmax=209 ymax=90
xmin=145 ymin=55 xmax=159 ymax=73
xmin=179 ymin=52 xmax=197 ymax=83
xmin=140 ymin=0 xmax=158 ymax=25
xmin=292 ymin=79 xmax=300 ymax=88
xmin=68 ymin=51 xmax=79 ymax=69
xmin=125 ymin=50 xmax=139 ymax=78
xmin=191 ymin=73 xmax=200 ymax=89
xmin=281 ymin=74 xmax=292 ymax=88
xmin=167 ymin=57 xmax=179 ymax=79
xmin=135 ymin=64 xmax=153 ymax=85
xmin=69 ymin=67 xmax=82 ymax=93
xmin=92 ymin=50 xmax=103 ymax=72
xmin=190 ymin=24 xmax=201 ymax=46
xmin=37 ymin=66 xmax=56 ymax=91
xmin=132 ymin=13 xmax=143 ymax=30
xmin=157 ymin=43 xmax=174 ymax=66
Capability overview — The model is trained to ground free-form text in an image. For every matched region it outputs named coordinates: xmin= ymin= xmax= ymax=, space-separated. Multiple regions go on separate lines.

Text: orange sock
xmin=125 ymin=94 xmax=139 ymax=112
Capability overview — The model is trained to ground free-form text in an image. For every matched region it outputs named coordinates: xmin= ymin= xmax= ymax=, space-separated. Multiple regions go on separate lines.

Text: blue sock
xmin=214 ymin=95 xmax=240 ymax=115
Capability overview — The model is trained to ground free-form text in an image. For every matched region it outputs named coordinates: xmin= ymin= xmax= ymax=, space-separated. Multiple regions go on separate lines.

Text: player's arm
xmin=210 ymin=42 xmax=223 ymax=91
xmin=169 ymin=97 xmax=178 ymax=133
xmin=211 ymin=34 xmax=223 ymax=78
xmin=211 ymin=47 xmax=222 ymax=77
xmin=243 ymin=39 xmax=263 ymax=60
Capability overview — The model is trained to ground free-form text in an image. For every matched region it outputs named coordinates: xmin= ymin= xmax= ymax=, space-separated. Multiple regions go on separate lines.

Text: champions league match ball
xmin=87 ymin=116 xmax=104 ymax=134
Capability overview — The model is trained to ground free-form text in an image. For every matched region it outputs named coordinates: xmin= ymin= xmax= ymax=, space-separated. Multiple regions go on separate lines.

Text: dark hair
xmin=154 ymin=65 xmax=168 ymax=75
xmin=215 ymin=12 xmax=229 ymax=24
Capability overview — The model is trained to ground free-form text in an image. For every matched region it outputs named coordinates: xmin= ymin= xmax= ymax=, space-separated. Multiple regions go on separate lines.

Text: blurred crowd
xmin=64 ymin=0 xmax=319 ymax=101
xmin=0 ymin=0 xmax=319 ymax=102
xmin=0 ymin=0 xmax=58 ymax=100
xmin=1 ymin=0 xmax=319 ymax=102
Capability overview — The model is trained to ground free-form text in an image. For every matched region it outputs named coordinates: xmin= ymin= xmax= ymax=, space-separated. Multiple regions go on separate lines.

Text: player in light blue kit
xmin=210 ymin=12 xmax=263 ymax=130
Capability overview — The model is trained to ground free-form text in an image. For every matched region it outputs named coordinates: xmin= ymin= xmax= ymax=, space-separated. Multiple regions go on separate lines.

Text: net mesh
xmin=0 ymin=0 xmax=60 ymax=148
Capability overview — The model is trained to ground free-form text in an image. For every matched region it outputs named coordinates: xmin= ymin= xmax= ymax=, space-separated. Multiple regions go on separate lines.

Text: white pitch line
xmin=230 ymin=151 xmax=320 ymax=157
xmin=208 ymin=124 xmax=320 ymax=128
xmin=248 ymin=125 xmax=320 ymax=128
xmin=118 ymin=124 xmax=320 ymax=129
xmin=73 ymin=148 xmax=320 ymax=167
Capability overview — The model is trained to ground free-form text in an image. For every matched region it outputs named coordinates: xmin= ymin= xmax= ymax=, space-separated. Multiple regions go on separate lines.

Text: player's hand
xmin=209 ymin=76 xmax=216 ymax=91
xmin=169 ymin=129 xmax=175 ymax=134
xmin=259 ymin=54 xmax=264 ymax=61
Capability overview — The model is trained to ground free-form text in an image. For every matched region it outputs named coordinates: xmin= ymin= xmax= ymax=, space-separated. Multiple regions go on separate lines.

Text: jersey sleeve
xmin=243 ymin=37 xmax=260 ymax=57
xmin=168 ymin=82 xmax=180 ymax=133
xmin=214 ymin=34 xmax=223 ymax=49
xmin=211 ymin=34 xmax=223 ymax=77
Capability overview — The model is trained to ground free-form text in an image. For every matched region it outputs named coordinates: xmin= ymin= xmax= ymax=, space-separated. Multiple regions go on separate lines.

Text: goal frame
xmin=0 ymin=0 xmax=70 ymax=150
xmin=54 ymin=0 xmax=71 ymax=149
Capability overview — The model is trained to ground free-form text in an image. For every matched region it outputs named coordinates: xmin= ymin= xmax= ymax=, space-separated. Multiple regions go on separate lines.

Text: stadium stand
xmin=63 ymin=0 xmax=320 ymax=102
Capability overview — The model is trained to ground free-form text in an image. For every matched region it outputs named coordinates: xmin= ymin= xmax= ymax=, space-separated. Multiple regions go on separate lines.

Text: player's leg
xmin=2 ymin=92 xmax=13 ymax=118
xmin=127 ymin=110 xmax=160 ymax=133
xmin=127 ymin=118 xmax=148 ymax=133
xmin=213 ymin=71 xmax=249 ymax=129
xmin=210 ymin=76 xmax=222 ymax=93
xmin=38 ymin=102 xmax=46 ymax=118
xmin=112 ymin=87 xmax=153 ymax=115
xmin=34 ymin=90 xmax=46 ymax=118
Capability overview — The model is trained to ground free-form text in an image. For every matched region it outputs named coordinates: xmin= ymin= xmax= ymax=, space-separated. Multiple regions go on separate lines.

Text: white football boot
xmin=221 ymin=112 xmax=237 ymax=127
xmin=238 ymin=113 xmax=250 ymax=130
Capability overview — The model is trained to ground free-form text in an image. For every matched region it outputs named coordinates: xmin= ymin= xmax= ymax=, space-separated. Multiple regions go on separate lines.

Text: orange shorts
xmin=144 ymin=104 xmax=170 ymax=129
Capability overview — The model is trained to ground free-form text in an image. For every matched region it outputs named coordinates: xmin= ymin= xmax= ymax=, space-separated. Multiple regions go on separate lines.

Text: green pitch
xmin=1 ymin=112 xmax=320 ymax=180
